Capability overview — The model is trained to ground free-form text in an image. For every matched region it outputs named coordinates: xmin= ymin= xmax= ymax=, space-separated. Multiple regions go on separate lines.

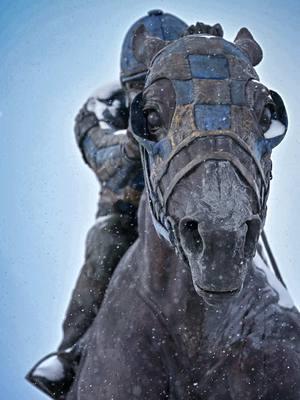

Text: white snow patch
xmin=114 ymin=129 xmax=126 ymax=136
xmin=251 ymin=79 xmax=261 ymax=85
xmin=90 ymin=82 xmax=121 ymax=99
xmin=64 ymin=347 xmax=73 ymax=353
xmin=87 ymin=97 xmax=121 ymax=122
xmin=33 ymin=356 xmax=64 ymax=381
xmin=110 ymin=100 xmax=120 ymax=117
xmin=99 ymin=121 xmax=111 ymax=130
xmin=264 ymin=119 xmax=286 ymax=139
xmin=86 ymin=98 xmax=106 ymax=120
xmin=254 ymin=252 xmax=294 ymax=309
xmin=198 ymin=34 xmax=216 ymax=38
xmin=94 ymin=215 xmax=111 ymax=226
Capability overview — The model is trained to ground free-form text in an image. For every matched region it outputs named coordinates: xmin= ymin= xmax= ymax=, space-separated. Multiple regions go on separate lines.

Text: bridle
xmin=131 ymin=96 xmax=271 ymax=251
xmin=130 ymin=35 xmax=287 ymax=255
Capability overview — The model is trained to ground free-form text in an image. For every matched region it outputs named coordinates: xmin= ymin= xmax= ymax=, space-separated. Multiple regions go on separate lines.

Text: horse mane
xmin=182 ymin=22 xmax=224 ymax=38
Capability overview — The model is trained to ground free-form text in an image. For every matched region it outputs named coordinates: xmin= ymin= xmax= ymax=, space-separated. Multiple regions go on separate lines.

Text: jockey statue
xmin=26 ymin=11 xmax=224 ymax=399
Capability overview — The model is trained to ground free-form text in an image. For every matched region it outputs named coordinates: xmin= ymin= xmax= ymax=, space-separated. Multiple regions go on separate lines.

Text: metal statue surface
xmin=27 ymin=14 xmax=300 ymax=400
xmin=65 ymin=25 xmax=299 ymax=399
xmin=26 ymin=10 xmax=190 ymax=399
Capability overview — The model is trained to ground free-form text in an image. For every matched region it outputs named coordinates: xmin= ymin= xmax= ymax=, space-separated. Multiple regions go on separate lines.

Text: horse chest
xmin=157 ymin=284 xmax=270 ymax=399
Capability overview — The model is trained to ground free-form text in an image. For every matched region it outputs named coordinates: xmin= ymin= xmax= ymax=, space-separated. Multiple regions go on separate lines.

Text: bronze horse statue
xmin=66 ymin=27 xmax=300 ymax=399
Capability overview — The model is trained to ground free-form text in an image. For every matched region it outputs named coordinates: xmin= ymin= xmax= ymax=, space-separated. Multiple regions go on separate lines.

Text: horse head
xmin=130 ymin=26 xmax=288 ymax=302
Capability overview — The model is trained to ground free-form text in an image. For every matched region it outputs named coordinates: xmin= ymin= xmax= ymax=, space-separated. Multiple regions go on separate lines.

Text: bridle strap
xmin=154 ymin=131 xmax=268 ymax=190
xmin=139 ymin=130 xmax=268 ymax=245
xmin=162 ymin=151 xmax=263 ymax=212
xmin=140 ymin=147 xmax=173 ymax=243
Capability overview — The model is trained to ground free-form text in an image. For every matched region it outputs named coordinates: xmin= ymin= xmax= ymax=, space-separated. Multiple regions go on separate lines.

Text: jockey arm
xmin=74 ymin=84 xmax=143 ymax=214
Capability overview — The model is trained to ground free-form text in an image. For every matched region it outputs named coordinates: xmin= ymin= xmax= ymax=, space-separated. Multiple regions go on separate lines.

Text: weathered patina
xmin=43 ymin=25 xmax=300 ymax=400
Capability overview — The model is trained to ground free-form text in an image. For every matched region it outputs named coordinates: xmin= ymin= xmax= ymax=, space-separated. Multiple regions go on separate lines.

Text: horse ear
xmin=234 ymin=27 xmax=263 ymax=66
xmin=264 ymin=90 xmax=288 ymax=149
xmin=132 ymin=24 xmax=167 ymax=67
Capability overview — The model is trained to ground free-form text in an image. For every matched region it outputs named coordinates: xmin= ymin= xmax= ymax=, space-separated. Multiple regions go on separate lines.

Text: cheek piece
xmin=130 ymin=92 xmax=175 ymax=244
xmin=130 ymin=35 xmax=288 ymax=257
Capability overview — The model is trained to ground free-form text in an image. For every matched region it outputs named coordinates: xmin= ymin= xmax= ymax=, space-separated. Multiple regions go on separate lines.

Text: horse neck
xmin=135 ymin=194 xmax=282 ymax=344
xmin=136 ymin=196 xmax=229 ymax=347
xmin=137 ymin=193 xmax=189 ymax=294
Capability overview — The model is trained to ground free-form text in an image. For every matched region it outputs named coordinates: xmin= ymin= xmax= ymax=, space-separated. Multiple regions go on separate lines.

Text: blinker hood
xmin=130 ymin=34 xmax=288 ymax=250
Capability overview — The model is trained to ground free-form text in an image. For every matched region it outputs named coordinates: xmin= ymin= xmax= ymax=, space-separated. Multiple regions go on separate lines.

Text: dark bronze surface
xmin=67 ymin=28 xmax=299 ymax=399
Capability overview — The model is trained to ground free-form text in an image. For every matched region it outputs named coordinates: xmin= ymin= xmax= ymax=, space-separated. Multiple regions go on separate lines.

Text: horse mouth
xmin=194 ymin=283 xmax=241 ymax=305
xmin=195 ymin=284 xmax=240 ymax=295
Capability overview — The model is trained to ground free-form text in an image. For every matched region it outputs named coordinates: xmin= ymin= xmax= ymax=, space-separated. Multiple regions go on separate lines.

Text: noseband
xmin=134 ymin=128 xmax=269 ymax=250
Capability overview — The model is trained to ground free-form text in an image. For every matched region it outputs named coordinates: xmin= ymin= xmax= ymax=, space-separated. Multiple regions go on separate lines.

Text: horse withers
xmin=66 ymin=27 xmax=300 ymax=399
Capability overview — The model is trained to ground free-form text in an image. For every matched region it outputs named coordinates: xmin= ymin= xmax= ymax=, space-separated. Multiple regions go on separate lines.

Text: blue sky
xmin=0 ymin=1 xmax=299 ymax=398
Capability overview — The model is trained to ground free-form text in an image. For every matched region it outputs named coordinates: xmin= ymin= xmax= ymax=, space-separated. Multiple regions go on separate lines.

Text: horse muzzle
xmin=179 ymin=213 xmax=261 ymax=297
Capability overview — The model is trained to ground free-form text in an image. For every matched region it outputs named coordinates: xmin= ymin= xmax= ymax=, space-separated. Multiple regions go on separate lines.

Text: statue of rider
xmin=26 ymin=11 xmax=224 ymax=399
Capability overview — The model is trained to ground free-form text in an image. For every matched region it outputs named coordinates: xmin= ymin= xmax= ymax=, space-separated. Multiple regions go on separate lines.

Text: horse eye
xmin=260 ymin=106 xmax=272 ymax=133
xmin=145 ymin=109 xmax=162 ymax=133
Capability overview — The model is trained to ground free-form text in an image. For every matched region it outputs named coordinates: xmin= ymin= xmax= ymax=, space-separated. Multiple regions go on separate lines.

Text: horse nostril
xmin=179 ymin=219 xmax=204 ymax=256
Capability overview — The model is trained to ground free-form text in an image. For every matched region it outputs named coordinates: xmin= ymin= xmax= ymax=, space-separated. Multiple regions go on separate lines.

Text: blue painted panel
xmin=130 ymin=170 xmax=145 ymax=191
xmin=265 ymin=134 xmax=286 ymax=150
xmin=161 ymin=15 xmax=188 ymax=40
xmin=82 ymin=136 xmax=97 ymax=167
xmin=173 ymin=79 xmax=193 ymax=104
xmin=153 ymin=137 xmax=172 ymax=159
xmin=231 ymin=80 xmax=246 ymax=105
xmin=223 ymin=41 xmax=250 ymax=63
xmin=194 ymin=104 xmax=231 ymax=130
xmin=95 ymin=145 xmax=120 ymax=168
xmin=188 ymin=55 xmax=229 ymax=79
